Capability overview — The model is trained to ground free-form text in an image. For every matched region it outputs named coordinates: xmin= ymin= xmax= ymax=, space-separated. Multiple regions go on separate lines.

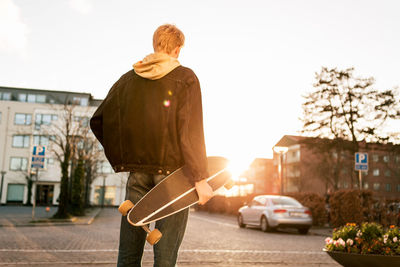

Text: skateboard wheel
xmin=146 ymin=229 xmax=163 ymax=245
xmin=118 ymin=200 xmax=134 ymax=216
xmin=224 ymin=179 xmax=235 ymax=190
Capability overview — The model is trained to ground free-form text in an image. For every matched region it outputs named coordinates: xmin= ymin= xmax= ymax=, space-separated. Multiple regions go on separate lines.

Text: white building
xmin=0 ymin=86 xmax=127 ymax=206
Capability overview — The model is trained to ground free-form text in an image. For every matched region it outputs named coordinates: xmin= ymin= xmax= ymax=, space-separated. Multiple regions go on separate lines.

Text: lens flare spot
xmin=163 ymin=100 xmax=170 ymax=107
xmin=168 ymin=90 xmax=173 ymax=96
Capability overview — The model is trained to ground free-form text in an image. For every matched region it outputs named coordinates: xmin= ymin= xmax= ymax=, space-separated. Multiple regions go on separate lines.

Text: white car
xmin=237 ymin=195 xmax=313 ymax=234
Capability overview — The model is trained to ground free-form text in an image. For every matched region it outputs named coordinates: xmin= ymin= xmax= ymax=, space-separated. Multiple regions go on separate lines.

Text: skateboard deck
xmin=126 ymin=156 xmax=231 ymax=226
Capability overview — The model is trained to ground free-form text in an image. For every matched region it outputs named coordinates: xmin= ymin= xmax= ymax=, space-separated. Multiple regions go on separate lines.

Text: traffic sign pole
xmin=355 ymin=152 xmax=368 ymax=190
xmin=31 ymin=146 xmax=46 ymax=221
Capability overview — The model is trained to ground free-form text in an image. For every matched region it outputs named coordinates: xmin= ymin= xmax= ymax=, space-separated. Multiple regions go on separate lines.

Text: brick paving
xmin=0 ymin=207 xmax=339 ymax=266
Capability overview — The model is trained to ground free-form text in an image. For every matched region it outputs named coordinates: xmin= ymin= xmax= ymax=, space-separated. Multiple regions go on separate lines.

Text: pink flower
xmin=393 ymin=237 xmax=398 ymax=243
xmin=346 ymin=239 xmax=354 ymax=246
xmin=384 ymin=235 xmax=388 ymax=244
xmin=325 ymin=237 xmax=333 ymax=245
xmin=337 ymin=238 xmax=345 ymax=247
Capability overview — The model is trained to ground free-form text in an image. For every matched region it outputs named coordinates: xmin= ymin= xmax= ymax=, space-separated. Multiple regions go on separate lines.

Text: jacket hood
xmin=133 ymin=53 xmax=180 ymax=80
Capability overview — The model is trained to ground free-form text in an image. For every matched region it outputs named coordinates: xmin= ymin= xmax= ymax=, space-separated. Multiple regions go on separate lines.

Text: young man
xmin=90 ymin=24 xmax=213 ymax=266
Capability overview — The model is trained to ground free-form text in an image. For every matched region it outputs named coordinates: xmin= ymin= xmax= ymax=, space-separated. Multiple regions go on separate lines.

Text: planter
xmin=325 ymin=250 xmax=400 ymax=267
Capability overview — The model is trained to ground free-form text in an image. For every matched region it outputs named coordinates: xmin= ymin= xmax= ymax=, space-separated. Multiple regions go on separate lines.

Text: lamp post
xmin=273 ymin=146 xmax=288 ymax=195
xmin=0 ymin=171 xmax=6 ymax=205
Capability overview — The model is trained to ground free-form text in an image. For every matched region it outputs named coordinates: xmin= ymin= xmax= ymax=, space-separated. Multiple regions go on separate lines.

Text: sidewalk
xmin=0 ymin=205 xmax=101 ymax=227
xmin=309 ymin=226 xmax=333 ymax=237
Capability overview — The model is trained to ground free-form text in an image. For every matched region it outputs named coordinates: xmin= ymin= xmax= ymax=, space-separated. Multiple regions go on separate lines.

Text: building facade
xmin=0 ymin=86 xmax=127 ymax=206
xmin=273 ymin=135 xmax=400 ymax=199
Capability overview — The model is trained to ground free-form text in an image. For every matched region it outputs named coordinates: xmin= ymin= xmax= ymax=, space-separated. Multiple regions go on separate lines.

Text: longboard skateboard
xmin=118 ymin=156 xmax=233 ymax=245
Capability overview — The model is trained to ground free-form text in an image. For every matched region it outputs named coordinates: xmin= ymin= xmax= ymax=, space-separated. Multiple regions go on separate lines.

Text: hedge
xmin=285 ymin=192 xmax=327 ymax=226
xmin=329 ymin=189 xmax=374 ymax=227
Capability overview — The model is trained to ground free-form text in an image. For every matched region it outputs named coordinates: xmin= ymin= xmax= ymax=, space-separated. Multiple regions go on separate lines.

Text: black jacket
xmin=90 ymin=66 xmax=208 ymax=184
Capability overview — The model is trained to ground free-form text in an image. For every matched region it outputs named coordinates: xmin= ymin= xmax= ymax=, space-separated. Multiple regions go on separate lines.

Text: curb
xmin=0 ymin=208 xmax=102 ymax=227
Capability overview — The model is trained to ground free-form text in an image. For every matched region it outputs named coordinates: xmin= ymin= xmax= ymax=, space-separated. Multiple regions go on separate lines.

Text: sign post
xmin=355 ymin=152 xmax=368 ymax=190
xmin=31 ymin=146 xmax=46 ymax=220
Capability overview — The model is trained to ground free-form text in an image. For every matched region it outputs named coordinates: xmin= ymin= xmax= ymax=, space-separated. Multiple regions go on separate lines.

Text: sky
xmin=1 ymin=0 xmax=400 ymax=172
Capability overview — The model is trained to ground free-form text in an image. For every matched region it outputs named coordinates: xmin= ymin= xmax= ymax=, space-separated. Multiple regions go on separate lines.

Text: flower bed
xmin=324 ymin=222 xmax=400 ymax=266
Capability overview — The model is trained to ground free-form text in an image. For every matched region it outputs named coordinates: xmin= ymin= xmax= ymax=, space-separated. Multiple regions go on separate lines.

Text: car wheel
xmin=237 ymin=214 xmax=246 ymax=228
xmin=260 ymin=216 xmax=270 ymax=232
xmin=298 ymin=228 xmax=309 ymax=235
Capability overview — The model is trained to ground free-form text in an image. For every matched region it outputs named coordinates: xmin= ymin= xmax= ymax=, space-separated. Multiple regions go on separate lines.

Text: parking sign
xmin=31 ymin=146 xmax=46 ymax=169
xmin=355 ymin=152 xmax=368 ymax=171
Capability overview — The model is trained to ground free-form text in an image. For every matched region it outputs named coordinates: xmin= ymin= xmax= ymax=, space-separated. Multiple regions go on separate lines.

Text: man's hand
xmin=195 ymin=179 xmax=213 ymax=205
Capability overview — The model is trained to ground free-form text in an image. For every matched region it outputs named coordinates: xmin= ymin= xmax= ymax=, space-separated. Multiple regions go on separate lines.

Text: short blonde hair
xmin=153 ymin=24 xmax=185 ymax=54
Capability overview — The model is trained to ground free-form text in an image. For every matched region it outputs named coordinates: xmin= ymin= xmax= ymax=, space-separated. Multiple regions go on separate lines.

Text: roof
xmin=0 ymin=86 xmax=101 ymax=107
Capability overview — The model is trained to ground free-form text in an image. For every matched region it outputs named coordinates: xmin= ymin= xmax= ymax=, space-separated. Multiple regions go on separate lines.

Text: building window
xmin=384 ymin=170 xmax=391 ymax=177
xmin=396 ymin=156 xmax=400 ymax=164
xmin=383 ymin=155 xmax=389 ymax=163
xmin=363 ymin=183 xmax=369 ymax=189
xmin=97 ymin=161 xmax=113 ymax=174
xmin=27 ymin=94 xmax=36 ymax=103
xmin=385 ymin=184 xmax=392 ymax=192
xmin=343 ymin=181 xmax=349 ymax=189
xmin=372 ymin=155 xmax=379 ymax=162
xmin=72 ymin=97 xmax=88 ymax=106
xmin=33 ymin=135 xmax=49 ymax=146
xmin=35 ymin=114 xmax=57 ymax=129
xmin=74 ymin=116 xmax=89 ymax=127
xmin=10 ymin=157 xmax=28 ymax=171
xmin=373 ymin=183 xmax=380 ymax=191
xmin=373 ymin=169 xmax=380 ymax=176
xmin=46 ymin=158 xmax=55 ymax=165
xmin=14 ymin=113 xmax=32 ymax=125
xmin=36 ymin=95 xmax=46 ymax=103
xmin=18 ymin=93 xmax=46 ymax=103
xmin=397 ymin=184 xmax=400 ymax=192
xmin=18 ymin=93 xmax=27 ymax=102
xmin=1 ymin=92 xmax=11 ymax=100
xmin=94 ymin=186 xmax=116 ymax=205
xmin=12 ymin=135 xmax=30 ymax=148
xmin=385 ymin=184 xmax=391 ymax=192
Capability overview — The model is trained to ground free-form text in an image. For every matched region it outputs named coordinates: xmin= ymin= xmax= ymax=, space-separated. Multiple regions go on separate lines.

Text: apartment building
xmin=273 ymin=135 xmax=400 ymax=199
xmin=0 ymin=86 xmax=127 ymax=206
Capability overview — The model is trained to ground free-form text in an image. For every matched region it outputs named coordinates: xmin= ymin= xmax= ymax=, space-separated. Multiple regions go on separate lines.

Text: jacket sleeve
xmin=90 ymin=100 xmax=104 ymax=145
xmin=177 ymin=73 xmax=208 ymax=184
xmin=90 ymin=79 xmax=119 ymax=145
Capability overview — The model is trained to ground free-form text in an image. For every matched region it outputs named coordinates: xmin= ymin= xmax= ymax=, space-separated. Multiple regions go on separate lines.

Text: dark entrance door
xmin=36 ymin=184 xmax=54 ymax=205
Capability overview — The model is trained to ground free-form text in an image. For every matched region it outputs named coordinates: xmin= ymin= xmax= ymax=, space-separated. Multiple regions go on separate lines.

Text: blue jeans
xmin=117 ymin=172 xmax=189 ymax=267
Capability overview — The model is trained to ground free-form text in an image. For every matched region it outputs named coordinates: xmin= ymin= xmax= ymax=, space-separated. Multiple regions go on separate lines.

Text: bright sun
xmin=225 ymin=155 xmax=255 ymax=181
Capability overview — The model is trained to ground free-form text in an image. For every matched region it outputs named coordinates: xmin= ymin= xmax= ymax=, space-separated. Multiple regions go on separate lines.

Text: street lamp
xmin=273 ymin=146 xmax=288 ymax=195
xmin=0 ymin=171 xmax=5 ymax=205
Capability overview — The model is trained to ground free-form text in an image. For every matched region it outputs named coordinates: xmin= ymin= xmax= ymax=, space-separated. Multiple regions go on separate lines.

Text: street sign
xmin=355 ymin=152 xmax=368 ymax=171
xmin=31 ymin=146 xmax=46 ymax=169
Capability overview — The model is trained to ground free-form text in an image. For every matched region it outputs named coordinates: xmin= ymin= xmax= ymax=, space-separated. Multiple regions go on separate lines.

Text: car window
xmin=259 ymin=198 xmax=268 ymax=206
xmin=251 ymin=199 xmax=262 ymax=206
xmin=270 ymin=197 xmax=302 ymax=207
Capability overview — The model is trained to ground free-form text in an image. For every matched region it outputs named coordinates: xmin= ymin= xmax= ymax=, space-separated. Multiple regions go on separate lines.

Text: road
xmin=0 ymin=208 xmax=339 ymax=266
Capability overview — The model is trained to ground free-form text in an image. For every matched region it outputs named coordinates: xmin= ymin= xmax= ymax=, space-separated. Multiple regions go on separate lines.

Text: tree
xmin=51 ymin=104 xmax=78 ymax=218
xmin=301 ymin=67 xmax=400 ymax=190
xmin=71 ymin=158 xmax=85 ymax=215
